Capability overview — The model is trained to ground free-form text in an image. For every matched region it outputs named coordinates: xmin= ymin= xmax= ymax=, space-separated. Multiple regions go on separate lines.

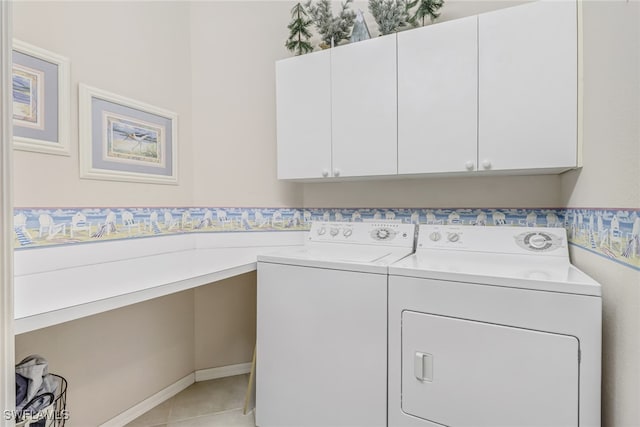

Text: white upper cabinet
xmin=275 ymin=0 xmax=579 ymax=180
xmin=478 ymin=0 xmax=578 ymax=172
xmin=276 ymin=50 xmax=332 ymax=180
xmin=331 ymin=35 xmax=398 ymax=178
xmin=398 ymin=16 xmax=478 ymax=174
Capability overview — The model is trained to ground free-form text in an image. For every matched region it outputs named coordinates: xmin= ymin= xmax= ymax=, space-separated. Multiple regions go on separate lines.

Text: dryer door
xmin=402 ymin=311 xmax=579 ymax=427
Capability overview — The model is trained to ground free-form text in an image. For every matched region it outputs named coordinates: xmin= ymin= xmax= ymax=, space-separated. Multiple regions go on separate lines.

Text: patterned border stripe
xmin=564 ymin=208 xmax=640 ymax=270
xmin=11 ymin=207 xmax=640 ymax=271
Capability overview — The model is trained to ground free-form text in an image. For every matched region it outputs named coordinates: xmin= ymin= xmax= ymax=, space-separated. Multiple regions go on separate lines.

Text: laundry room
xmin=0 ymin=0 xmax=638 ymax=426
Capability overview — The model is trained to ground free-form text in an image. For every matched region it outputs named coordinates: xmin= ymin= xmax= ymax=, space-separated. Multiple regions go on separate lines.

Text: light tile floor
xmin=125 ymin=374 xmax=256 ymax=427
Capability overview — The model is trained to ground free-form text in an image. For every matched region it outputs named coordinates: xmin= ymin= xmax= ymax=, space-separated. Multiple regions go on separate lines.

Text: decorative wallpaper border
xmin=12 ymin=206 xmax=640 ymax=271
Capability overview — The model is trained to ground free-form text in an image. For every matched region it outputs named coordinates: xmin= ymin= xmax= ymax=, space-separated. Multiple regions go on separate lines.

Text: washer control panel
xmin=309 ymin=221 xmax=415 ymax=247
xmin=417 ymin=225 xmax=568 ymax=257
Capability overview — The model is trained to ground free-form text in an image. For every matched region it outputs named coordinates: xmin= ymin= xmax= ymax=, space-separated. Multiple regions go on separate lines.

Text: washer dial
xmin=371 ymin=227 xmax=396 ymax=241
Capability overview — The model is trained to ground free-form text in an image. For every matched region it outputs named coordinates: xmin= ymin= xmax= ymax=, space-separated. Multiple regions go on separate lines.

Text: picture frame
xmin=12 ymin=39 xmax=70 ymax=155
xmin=79 ymin=84 xmax=178 ymax=185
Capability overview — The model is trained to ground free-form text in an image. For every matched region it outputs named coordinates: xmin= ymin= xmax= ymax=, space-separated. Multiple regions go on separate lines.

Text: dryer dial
xmin=515 ymin=231 xmax=561 ymax=252
xmin=528 ymin=234 xmax=548 ymax=249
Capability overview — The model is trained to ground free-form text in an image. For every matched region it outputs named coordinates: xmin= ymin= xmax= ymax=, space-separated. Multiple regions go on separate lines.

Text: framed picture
xmin=12 ymin=40 xmax=70 ymax=155
xmin=79 ymin=84 xmax=178 ymax=185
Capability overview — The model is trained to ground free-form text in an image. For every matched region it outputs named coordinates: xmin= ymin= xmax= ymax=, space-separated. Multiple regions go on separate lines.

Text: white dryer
xmin=388 ymin=224 xmax=601 ymax=427
xmin=256 ymin=221 xmax=416 ymax=427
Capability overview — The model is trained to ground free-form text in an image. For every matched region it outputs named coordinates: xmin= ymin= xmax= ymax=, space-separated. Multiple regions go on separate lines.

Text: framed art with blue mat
xmin=12 ymin=40 xmax=70 ymax=155
xmin=78 ymin=84 xmax=178 ymax=185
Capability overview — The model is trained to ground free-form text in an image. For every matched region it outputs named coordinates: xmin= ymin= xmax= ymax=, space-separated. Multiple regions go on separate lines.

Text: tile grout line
xmin=165 ymin=408 xmax=252 ymax=427
xmin=134 ymin=375 xmax=252 ymax=427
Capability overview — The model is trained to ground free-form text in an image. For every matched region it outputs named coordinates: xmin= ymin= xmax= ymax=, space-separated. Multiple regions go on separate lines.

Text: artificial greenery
xmin=408 ymin=0 xmax=444 ymax=26
xmin=286 ymin=3 xmax=314 ymax=55
xmin=368 ymin=0 xmax=413 ymax=35
xmin=305 ymin=0 xmax=356 ymax=48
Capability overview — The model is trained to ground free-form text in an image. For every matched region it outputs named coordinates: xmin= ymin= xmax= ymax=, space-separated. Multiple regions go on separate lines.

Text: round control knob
xmin=343 ymin=228 xmax=353 ymax=237
xmin=322 ymin=169 xmax=329 ymax=178
xmin=465 ymin=161 xmax=474 ymax=171
xmin=429 ymin=231 xmax=441 ymax=242
xmin=529 ymin=234 xmax=548 ymax=249
xmin=482 ymin=159 xmax=492 ymax=169
xmin=317 ymin=227 xmax=326 ymax=235
xmin=333 ymin=169 xmax=340 ymax=177
xmin=330 ymin=227 xmax=339 ymax=237
xmin=376 ymin=229 xmax=390 ymax=239
xmin=447 ymin=233 xmax=460 ymax=242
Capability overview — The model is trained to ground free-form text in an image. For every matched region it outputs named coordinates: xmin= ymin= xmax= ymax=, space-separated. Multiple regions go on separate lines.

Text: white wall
xmin=12 ymin=1 xmax=194 ymax=207
xmin=194 ymin=273 xmax=257 ymax=371
xmin=303 ymin=175 xmax=562 ymax=208
xmin=190 ymin=1 xmax=302 ymax=208
xmin=561 ymin=1 xmax=640 ymax=209
xmin=560 ymin=2 xmax=640 ymax=426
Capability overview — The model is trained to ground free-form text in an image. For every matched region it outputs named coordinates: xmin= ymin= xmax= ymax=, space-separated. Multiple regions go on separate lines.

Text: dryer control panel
xmin=309 ymin=221 xmax=416 ymax=248
xmin=417 ymin=225 xmax=568 ymax=257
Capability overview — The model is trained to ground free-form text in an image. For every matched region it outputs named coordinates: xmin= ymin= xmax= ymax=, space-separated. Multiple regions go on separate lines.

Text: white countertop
xmin=14 ymin=232 xmax=304 ymax=334
xmin=389 ymin=250 xmax=602 ymax=297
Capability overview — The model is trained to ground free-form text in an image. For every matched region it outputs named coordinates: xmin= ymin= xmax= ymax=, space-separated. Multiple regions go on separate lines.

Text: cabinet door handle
xmin=482 ymin=159 xmax=492 ymax=169
xmin=465 ymin=161 xmax=474 ymax=171
xmin=322 ymin=169 xmax=329 ymax=178
xmin=415 ymin=351 xmax=433 ymax=382
xmin=333 ymin=169 xmax=340 ymax=177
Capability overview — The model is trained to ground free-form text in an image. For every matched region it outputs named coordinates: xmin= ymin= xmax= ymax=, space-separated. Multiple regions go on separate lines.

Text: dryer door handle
xmin=415 ymin=352 xmax=433 ymax=382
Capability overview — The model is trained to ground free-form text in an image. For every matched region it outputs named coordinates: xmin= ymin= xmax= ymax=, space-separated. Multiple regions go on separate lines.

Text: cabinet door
xmin=398 ymin=16 xmax=478 ymax=174
xmin=478 ymin=0 xmax=577 ymax=172
xmin=276 ymin=50 xmax=332 ymax=179
xmin=331 ymin=35 xmax=397 ymax=178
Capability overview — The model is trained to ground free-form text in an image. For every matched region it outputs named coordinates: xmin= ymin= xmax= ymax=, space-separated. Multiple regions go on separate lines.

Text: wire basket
xmin=16 ymin=374 xmax=67 ymax=427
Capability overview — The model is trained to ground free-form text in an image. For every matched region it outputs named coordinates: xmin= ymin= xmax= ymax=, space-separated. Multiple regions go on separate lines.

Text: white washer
xmin=256 ymin=221 xmax=416 ymax=427
xmin=388 ymin=224 xmax=602 ymax=427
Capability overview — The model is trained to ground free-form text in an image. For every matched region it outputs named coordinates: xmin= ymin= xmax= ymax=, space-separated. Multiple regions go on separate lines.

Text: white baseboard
xmin=100 ymin=373 xmax=194 ymax=427
xmin=195 ymin=362 xmax=252 ymax=382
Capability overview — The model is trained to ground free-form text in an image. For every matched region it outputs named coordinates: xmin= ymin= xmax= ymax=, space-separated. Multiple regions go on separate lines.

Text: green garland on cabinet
xmin=286 ymin=0 xmax=445 ymax=55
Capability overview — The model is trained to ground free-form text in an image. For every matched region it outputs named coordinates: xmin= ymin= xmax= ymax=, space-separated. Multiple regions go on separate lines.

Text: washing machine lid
xmin=389 ymin=250 xmax=601 ymax=296
xmin=259 ymin=221 xmax=416 ymax=274
xmin=259 ymin=245 xmax=414 ymax=274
